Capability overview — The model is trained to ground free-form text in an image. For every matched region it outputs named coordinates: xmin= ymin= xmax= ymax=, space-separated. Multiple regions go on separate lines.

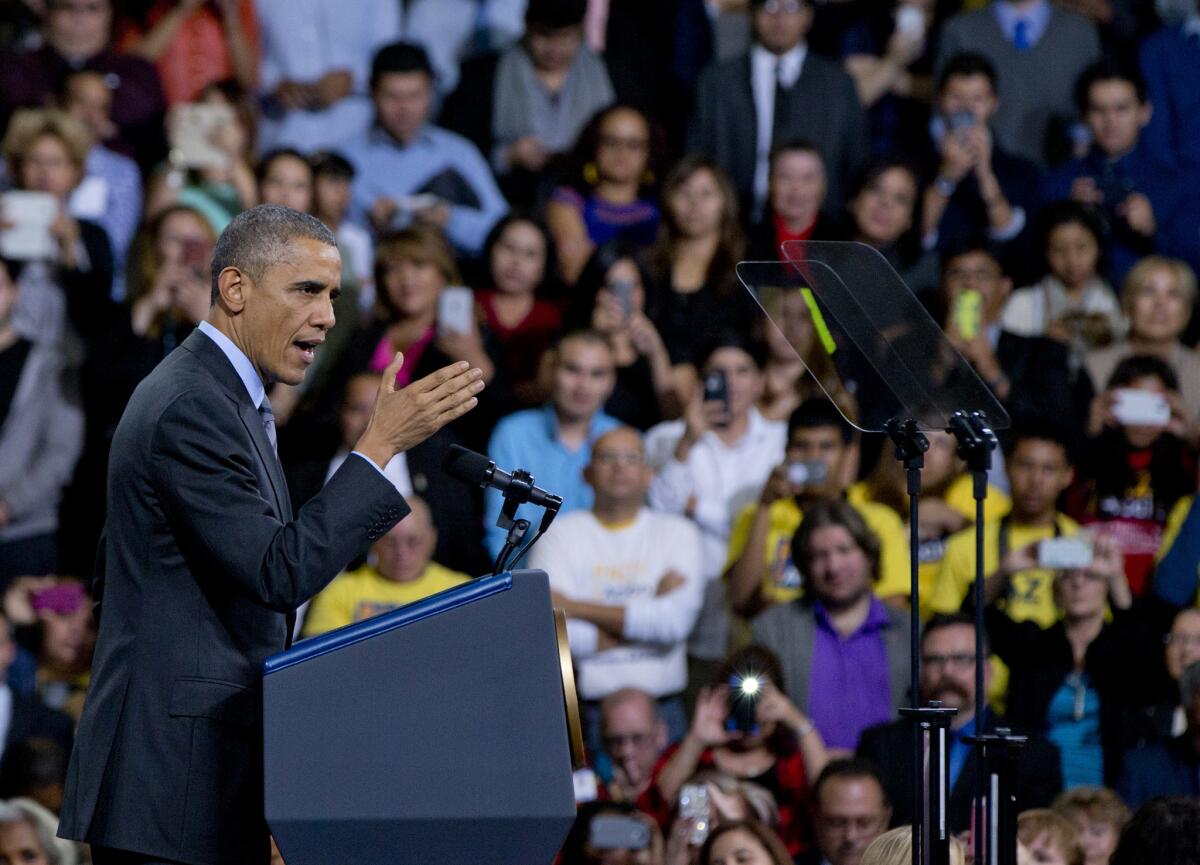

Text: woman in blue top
xmin=547 ymin=104 xmax=660 ymax=284
xmin=975 ymin=533 xmax=1159 ymax=789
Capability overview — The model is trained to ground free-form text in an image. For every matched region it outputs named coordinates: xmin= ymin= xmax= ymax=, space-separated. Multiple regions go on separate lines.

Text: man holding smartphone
xmin=920 ymin=52 xmax=1041 ymax=275
xmin=724 ymin=398 xmax=910 ymax=618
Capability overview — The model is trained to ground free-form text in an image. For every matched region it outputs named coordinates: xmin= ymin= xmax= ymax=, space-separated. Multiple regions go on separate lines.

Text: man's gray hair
xmin=210 ymin=204 xmax=337 ymax=303
xmin=0 ymin=800 xmax=62 ymax=865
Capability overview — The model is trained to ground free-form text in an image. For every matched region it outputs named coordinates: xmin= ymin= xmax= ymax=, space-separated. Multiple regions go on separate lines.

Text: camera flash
xmin=740 ymin=676 xmax=761 ymax=696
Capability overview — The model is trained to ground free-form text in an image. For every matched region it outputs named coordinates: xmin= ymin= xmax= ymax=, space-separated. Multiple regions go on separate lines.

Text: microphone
xmin=442 ymin=445 xmax=561 ymax=509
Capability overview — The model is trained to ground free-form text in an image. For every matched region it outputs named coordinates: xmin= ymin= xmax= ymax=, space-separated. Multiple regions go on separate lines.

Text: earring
xmin=583 ymin=161 xmax=599 ymax=186
xmin=642 ymin=167 xmax=655 ymax=186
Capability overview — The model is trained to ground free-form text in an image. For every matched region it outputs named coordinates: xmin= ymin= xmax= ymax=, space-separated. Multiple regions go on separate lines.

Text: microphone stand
xmin=490 ymin=468 xmax=563 ymax=575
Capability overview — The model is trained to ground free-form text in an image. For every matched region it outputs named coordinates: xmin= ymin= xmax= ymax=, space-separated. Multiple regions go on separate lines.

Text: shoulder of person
xmin=644 ymin=508 xmax=703 ymax=542
xmin=852 ymin=498 xmax=904 ymax=532
xmin=425 ymin=124 xmax=489 ymax=162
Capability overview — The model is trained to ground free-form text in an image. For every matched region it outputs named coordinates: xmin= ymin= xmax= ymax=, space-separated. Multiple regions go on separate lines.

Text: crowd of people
xmin=1 ymin=0 xmax=1200 ymax=862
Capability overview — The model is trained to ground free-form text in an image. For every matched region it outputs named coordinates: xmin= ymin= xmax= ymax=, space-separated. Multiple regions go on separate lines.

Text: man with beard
xmin=857 ymin=614 xmax=1062 ymax=832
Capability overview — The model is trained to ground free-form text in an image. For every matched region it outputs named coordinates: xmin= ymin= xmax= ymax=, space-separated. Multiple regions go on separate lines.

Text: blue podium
xmin=262 ymin=570 xmax=582 ymax=865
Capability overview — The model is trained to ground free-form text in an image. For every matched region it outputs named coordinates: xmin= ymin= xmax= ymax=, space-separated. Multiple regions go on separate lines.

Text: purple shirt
xmin=807 ymin=596 xmax=895 ymax=750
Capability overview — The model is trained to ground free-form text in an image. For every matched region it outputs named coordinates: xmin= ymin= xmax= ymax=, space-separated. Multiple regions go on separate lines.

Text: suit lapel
xmin=237 ymin=401 xmax=290 ymax=522
xmin=180 ymin=331 xmax=291 ymax=521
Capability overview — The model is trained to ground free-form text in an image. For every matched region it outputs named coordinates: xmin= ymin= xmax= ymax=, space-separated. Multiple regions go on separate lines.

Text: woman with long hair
xmin=547 ymin=104 xmax=659 ymax=284
xmin=649 ymin=156 xmax=752 ymax=372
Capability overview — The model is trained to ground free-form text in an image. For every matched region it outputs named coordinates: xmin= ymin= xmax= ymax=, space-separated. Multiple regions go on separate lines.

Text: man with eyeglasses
xmin=857 ymin=613 xmax=1062 ymax=833
xmin=530 ymin=426 xmax=703 ymax=751
xmin=686 ymin=0 xmax=867 ymax=218
xmin=597 ymin=689 xmax=670 ymax=808
xmin=0 ymin=0 xmax=166 ymax=168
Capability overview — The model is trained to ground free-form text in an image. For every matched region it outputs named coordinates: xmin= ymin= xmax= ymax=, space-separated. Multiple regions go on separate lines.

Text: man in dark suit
xmin=57 ymin=205 xmax=484 ymax=865
xmin=918 ymin=52 xmax=1043 ymax=285
xmin=685 ymin=0 xmax=868 ymax=219
xmin=858 ymin=614 xmax=1062 ymax=833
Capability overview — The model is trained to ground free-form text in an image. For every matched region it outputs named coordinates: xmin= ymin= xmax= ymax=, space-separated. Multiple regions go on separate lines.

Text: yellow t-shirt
xmin=929 ymin=514 xmax=1080 ymax=628
xmin=301 ymin=562 xmax=471 ymax=637
xmin=848 ymin=476 xmax=1012 ymax=618
xmin=724 ymin=496 xmax=910 ymax=605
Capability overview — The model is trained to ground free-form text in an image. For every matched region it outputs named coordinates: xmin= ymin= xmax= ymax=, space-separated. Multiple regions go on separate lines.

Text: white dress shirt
xmin=750 ymin=42 xmax=807 ymax=215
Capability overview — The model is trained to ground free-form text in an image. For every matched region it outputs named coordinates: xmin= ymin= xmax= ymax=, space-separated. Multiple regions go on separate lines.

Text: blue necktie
xmin=1013 ymin=18 xmax=1032 ymax=52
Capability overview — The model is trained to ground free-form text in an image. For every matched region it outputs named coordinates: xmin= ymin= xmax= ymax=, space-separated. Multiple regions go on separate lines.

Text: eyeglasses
xmin=760 ymin=0 xmax=804 ymax=14
xmin=922 ymin=653 xmax=975 ymax=670
xmin=592 ymin=452 xmax=644 ymax=467
xmin=602 ymin=732 xmax=655 ymax=750
xmin=597 ymin=134 xmax=649 ymax=152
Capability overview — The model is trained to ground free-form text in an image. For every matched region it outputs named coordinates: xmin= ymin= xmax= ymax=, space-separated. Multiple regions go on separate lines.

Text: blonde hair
xmin=861 ymin=826 xmax=965 ymax=865
xmin=1053 ymin=786 xmax=1131 ymax=833
xmin=1120 ymin=256 xmax=1197 ymax=319
xmin=1017 ymin=809 xmax=1084 ymax=865
xmin=1 ymin=108 xmax=92 ymax=172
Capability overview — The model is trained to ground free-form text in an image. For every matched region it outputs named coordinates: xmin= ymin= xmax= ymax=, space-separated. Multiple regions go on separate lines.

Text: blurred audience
xmin=751 ymin=499 xmax=912 ymax=752
xmin=301 ymin=494 xmax=469 ymax=637
xmin=859 ymin=613 xmax=1062 ymax=830
xmin=344 ymin=41 xmax=508 ymax=257
xmin=531 ymin=426 xmax=704 ymax=745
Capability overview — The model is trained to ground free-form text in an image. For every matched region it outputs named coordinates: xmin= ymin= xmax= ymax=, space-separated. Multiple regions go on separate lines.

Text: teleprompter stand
xmin=738 ymin=241 xmax=1014 ymax=865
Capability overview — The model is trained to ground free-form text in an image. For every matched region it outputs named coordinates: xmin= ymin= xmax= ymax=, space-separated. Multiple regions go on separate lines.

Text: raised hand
xmin=355 ymin=354 xmax=483 ymax=468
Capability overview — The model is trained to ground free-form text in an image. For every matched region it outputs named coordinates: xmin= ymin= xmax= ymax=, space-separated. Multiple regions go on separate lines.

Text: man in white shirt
xmin=254 ymin=0 xmax=402 ymax=152
xmin=531 ymin=426 xmax=704 ymax=746
xmin=645 ymin=336 xmax=786 ymax=677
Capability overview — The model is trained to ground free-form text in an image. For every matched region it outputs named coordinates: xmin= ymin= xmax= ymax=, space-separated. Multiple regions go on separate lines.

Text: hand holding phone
xmin=679 ymin=784 xmax=711 ymax=846
xmin=1111 ymin=388 xmax=1170 ymax=428
xmin=437 ymin=286 xmax=475 ymax=337
xmin=702 ymin=370 xmax=730 ymax=428
xmin=1038 ymin=536 xmax=1093 ymax=570
xmin=952 ymin=290 xmax=982 ymax=341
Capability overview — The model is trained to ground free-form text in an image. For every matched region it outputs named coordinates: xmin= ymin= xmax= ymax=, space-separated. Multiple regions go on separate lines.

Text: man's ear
xmin=216 ymin=266 xmax=248 ymax=313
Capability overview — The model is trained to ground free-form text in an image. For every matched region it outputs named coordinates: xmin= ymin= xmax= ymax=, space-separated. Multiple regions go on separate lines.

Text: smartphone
xmin=1039 ymin=537 xmax=1093 ymax=570
xmin=679 ymin=784 xmax=711 ymax=846
xmin=895 ymin=5 xmax=925 ymax=37
xmin=726 ymin=674 xmax=762 ymax=735
xmin=787 ymin=459 xmax=828 ymax=487
xmin=589 ymin=814 xmax=651 ymax=851
xmin=703 ymin=369 xmax=729 ymax=408
xmin=952 ymin=290 xmax=982 ymax=341
xmin=949 ymin=110 xmax=977 ymax=133
xmin=1111 ymin=388 xmax=1171 ymax=428
xmin=438 ymin=286 xmax=475 ymax=336
xmin=609 ymin=279 xmax=635 ymax=316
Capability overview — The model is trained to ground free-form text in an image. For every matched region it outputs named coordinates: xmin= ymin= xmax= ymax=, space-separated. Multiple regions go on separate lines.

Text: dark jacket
xmin=981 ymin=600 xmax=1161 ymax=787
xmin=858 ymin=711 xmax=1063 ymax=833
xmin=1117 ymin=733 xmax=1200 ymax=808
xmin=686 ymin=51 xmax=868 ymax=214
xmin=59 ymin=330 xmax=408 ymax=864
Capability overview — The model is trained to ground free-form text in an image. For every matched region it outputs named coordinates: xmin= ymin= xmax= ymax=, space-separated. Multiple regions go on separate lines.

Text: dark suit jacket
xmin=59 ymin=331 xmax=409 ymax=865
xmin=858 ymin=713 xmax=1063 ymax=834
xmin=1117 ymin=734 xmax=1200 ymax=809
xmin=686 ymin=51 xmax=868 ymax=214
